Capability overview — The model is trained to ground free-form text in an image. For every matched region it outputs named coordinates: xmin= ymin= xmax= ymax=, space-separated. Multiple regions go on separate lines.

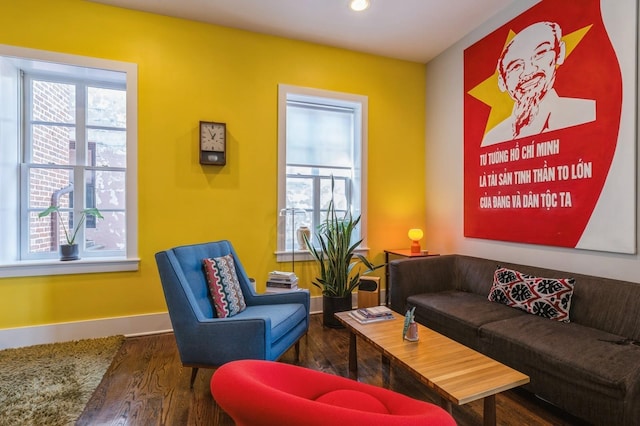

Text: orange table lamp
xmin=408 ymin=228 xmax=424 ymax=253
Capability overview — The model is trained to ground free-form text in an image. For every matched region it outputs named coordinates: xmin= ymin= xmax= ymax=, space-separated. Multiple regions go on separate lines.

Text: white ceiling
xmin=90 ymin=0 xmax=516 ymax=63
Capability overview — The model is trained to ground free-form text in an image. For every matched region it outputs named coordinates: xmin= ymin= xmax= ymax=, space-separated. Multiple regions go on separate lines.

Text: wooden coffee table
xmin=335 ymin=311 xmax=529 ymax=426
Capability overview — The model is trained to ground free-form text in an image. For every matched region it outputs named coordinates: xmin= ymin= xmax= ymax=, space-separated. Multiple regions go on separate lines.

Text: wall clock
xmin=199 ymin=121 xmax=226 ymax=165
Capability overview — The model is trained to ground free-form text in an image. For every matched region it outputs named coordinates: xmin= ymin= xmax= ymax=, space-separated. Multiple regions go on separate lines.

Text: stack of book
xmin=266 ymin=271 xmax=299 ymax=292
xmin=348 ymin=306 xmax=395 ymax=324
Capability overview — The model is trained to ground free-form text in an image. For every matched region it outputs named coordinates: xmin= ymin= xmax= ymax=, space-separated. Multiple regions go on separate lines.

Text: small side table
xmin=384 ymin=249 xmax=438 ymax=306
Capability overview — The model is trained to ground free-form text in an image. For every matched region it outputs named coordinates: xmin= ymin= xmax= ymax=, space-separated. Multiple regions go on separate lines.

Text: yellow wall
xmin=0 ymin=0 xmax=427 ymax=328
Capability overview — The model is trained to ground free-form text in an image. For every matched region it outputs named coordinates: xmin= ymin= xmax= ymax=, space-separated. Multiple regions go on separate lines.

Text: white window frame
xmin=0 ymin=44 xmax=139 ymax=278
xmin=276 ymin=84 xmax=369 ymax=262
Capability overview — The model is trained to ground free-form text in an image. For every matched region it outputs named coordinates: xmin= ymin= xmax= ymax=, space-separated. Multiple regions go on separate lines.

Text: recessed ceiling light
xmin=350 ymin=0 xmax=370 ymax=12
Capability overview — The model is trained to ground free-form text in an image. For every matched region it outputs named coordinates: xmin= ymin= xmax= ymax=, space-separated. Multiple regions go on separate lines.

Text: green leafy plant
xmin=303 ymin=179 xmax=381 ymax=297
xmin=38 ymin=206 xmax=103 ymax=246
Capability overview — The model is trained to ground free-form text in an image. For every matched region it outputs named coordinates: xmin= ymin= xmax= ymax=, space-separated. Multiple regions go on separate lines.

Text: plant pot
xmin=60 ymin=244 xmax=79 ymax=261
xmin=322 ymin=295 xmax=352 ymax=329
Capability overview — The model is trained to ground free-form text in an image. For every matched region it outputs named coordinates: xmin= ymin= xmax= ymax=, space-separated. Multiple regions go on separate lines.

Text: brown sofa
xmin=389 ymin=254 xmax=640 ymax=425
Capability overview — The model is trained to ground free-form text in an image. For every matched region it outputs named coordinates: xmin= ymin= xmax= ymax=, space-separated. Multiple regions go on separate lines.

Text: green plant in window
xmin=38 ymin=206 xmax=103 ymax=246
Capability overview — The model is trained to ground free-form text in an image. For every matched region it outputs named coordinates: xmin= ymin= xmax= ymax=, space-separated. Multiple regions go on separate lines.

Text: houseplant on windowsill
xmin=38 ymin=206 xmax=103 ymax=261
xmin=303 ymin=180 xmax=382 ymax=328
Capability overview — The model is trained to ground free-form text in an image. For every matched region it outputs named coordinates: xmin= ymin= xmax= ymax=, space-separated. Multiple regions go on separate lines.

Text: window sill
xmin=0 ymin=257 xmax=140 ymax=278
xmin=276 ymin=247 xmax=370 ymax=263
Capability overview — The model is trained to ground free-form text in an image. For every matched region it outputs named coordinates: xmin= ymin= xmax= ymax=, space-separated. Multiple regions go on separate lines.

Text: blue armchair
xmin=155 ymin=240 xmax=310 ymax=387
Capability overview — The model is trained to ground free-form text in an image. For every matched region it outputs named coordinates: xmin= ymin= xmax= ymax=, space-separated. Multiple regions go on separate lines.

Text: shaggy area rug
xmin=0 ymin=335 xmax=124 ymax=426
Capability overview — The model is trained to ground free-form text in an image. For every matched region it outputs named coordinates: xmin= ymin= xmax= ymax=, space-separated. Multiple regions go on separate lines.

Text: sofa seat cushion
xmin=235 ymin=303 xmax=307 ymax=343
xmin=407 ymin=291 xmax=526 ymax=348
xmin=479 ymin=315 xmax=640 ymax=400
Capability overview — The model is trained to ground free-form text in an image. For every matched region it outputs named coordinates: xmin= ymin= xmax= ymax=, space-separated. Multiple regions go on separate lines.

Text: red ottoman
xmin=211 ymin=359 xmax=456 ymax=426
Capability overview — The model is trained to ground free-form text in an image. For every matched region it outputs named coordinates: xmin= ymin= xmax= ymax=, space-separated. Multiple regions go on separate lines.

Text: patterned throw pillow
xmin=203 ymin=255 xmax=247 ymax=318
xmin=487 ymin=266 xmax=575 ymax=322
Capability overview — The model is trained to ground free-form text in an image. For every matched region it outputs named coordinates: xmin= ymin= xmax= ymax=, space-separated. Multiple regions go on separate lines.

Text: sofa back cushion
xmin=567 ymin=273 xmax=640 ymax=341
xmin=453 ymin=256 xmax=501 ymax=295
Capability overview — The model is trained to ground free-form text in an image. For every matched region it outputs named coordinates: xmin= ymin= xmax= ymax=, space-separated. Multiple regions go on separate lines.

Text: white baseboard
xmin=0 ymin=312 xmax=172 ymax=350
xmin=310 ymin=294 xmax=324 ymax=313
xmin=0 ymin=289 xmax=388 ymax=350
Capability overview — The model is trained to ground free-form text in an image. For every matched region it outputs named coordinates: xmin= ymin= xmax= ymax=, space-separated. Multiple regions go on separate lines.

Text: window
xmin=0 ymin=45 xmax=138 ymax=277
xmin=277 ymin=84 xmax=368 ymax=261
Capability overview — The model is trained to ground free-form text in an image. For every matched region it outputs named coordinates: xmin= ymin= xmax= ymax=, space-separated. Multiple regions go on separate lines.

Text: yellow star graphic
xmin=468 ymin=25 xmax=593 ymax=136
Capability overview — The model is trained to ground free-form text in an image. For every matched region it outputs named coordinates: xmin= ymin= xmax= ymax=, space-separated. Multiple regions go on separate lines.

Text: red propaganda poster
xmin=463 ymin=0 xmax=636 ymax=253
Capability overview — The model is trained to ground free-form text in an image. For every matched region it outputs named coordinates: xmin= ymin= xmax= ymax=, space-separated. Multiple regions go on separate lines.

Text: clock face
xmin=200 ymin=122 xmax=225 ymax=152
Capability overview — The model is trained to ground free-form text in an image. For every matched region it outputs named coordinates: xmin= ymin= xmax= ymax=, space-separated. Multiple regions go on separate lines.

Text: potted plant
xmin=303 ymin=181 xmax=382 ymax=328
xmin=38 ymin=206 xmax=103 ymax=261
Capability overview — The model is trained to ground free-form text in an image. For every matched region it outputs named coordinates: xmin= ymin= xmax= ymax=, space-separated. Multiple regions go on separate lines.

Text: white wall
xmin=424 ymin=0 xmax=640 ymax=283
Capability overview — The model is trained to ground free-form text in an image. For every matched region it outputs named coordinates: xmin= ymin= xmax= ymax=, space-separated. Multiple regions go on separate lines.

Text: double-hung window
xmin=0 ymin=45 xmax=138 ymax=277
xmin=277 ymin=84 xmax=368 ymax=261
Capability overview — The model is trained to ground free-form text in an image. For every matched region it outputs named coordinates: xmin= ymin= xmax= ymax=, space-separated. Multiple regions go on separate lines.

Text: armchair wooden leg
xmin=190 ymin=367 xmax=199 ymax=389
xmin=213 ymin=398 xmax=222 ymax=424
xmin=294 ymin=340 xmax=300 ymax=362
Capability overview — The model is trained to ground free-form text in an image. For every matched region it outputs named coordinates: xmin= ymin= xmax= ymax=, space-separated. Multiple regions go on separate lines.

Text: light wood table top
xmin=335 ymin=310 xmax=529 ymax=425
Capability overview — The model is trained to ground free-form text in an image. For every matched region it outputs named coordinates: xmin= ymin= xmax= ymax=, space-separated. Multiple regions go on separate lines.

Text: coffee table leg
xmin=483 ymin=395 xmax=496 ymax=426
xmin=440 ymin=397 xmax=453 ymax=414
xmin=348 ymin=331 xmax=358 ymax=379
xmin=384 ymin=251 xmax=391 ymax=306
xmin=381 ymin=354 xmax=390 ymax=388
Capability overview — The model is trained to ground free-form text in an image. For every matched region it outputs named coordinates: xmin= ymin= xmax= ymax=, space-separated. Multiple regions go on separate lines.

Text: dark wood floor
xmin=78 ymin=314 xmax=588 ymax=425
